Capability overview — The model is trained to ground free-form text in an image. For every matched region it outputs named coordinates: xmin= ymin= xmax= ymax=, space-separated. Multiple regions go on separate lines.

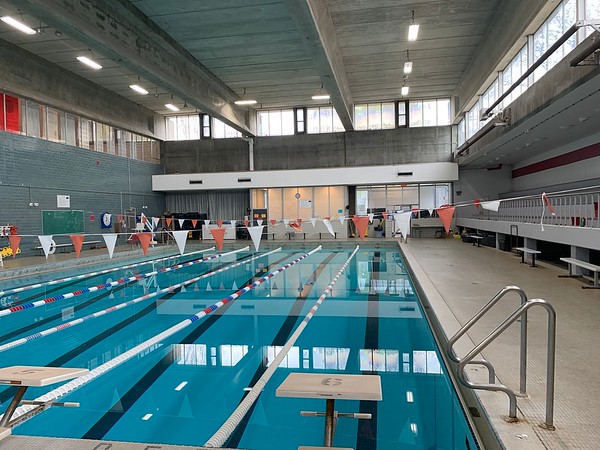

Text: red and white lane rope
xmin=205 ymin=245 xmax=359 ymax=448
xmin=0 ymin=248 xmax=282 ymax=353
xmin=4 ymin=245 xmax=322 ymax=425
xmin=0 ymin=247 xmax=246 ymax=318
xmin=0 ymin=247 xmax=215 ymax=300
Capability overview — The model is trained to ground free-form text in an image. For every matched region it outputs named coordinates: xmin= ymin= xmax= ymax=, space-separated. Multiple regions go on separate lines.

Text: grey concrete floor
xmin=402 ymin=238 xmax=600 ymax=450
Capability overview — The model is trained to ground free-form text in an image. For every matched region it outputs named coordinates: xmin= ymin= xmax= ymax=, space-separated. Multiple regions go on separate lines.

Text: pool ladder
xmin=446 ymin=286 xmax=557 ymax=430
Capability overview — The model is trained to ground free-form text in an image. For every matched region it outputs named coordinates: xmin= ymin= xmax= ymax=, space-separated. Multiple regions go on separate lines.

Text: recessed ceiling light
xmin=129 ymin=84 xmax=148 ymax=95
xmin=1 ymin=16 xmax=37 ymax=35
xmin=76 ymin=56 xmax=102 ymax=70
xmin=234 ymin=99 xmax=257 ymax=105
xmin=165 ymin=103 xmax=179 ymax=112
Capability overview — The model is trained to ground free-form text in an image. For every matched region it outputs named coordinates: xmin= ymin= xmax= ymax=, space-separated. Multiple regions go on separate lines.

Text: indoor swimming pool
xmin=0 ymin=244 xmax=479 ymax=449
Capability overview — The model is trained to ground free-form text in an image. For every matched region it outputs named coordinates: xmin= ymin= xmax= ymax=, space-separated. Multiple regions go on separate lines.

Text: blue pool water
xmin=0 ymin=245 xmax=478 ymax=449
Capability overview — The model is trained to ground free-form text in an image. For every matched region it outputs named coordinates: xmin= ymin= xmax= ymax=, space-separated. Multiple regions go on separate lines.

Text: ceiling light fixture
xmin=311 ymin=83 xmax=330 ymax=101
xmin=403 ymin=49 xmax=413 ymax=74
xmin=165 ymin=94 xmax=179 ymax=112
xmin=1 ymin=15 xmax=37 ymax=35
xmin=408 ymin=10 xmax=419 ymax=41
xmin=76 ymin=49 xmax=102 ymax=70
xmin=234 ymin=88 xmax=257 ymax=105
xmin=401 ymin=76 xmax=409 ymax=96
xmin=129 ymin=84 xmax=148 ymax=95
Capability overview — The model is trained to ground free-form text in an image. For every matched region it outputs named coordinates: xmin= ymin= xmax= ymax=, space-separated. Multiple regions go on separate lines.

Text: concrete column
xmin=571 ymin=246 xmax=589 ymax=276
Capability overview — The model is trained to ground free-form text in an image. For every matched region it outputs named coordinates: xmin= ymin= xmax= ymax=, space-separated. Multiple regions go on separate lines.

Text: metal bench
xmin=559 ymin=257 xmax=600 ymax=289
xmin=468 ymin=234 xmax=483 ymax=247
xmin=515 ymin=247 xmax=541 ymax=267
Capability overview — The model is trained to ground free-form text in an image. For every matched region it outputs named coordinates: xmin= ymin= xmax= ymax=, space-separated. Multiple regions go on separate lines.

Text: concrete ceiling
xmin=0 ymin=0 xmax=503 ymax=133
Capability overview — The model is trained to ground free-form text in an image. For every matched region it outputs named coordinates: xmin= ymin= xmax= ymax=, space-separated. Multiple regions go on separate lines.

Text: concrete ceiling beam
xmin=10 ymin=0 xmax=254 ymax=136
xmin=284 ymin=0 xmax=354 ymax=131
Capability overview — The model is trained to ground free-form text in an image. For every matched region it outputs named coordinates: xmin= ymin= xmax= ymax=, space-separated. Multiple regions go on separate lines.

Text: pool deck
xmin=401 ymin=237 xmax=599 ymax=450
xmin=1 ymin=237 xmax=597 ymax=449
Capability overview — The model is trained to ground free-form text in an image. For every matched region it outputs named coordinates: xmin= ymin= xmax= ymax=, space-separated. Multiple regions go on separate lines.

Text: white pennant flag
xmin=481 ymin=200 xmax=501 ymax=212
xmin=283 ymin=219 xmax=290 ymax=228
xmin=102 ymin=233 xmax=118 ymax=259
xmin=38 ymin=235 xmax=54 ymax=259
xmin=339 ymin=216 xmax=346 ymax=225
xmin=368 ymin=213 xmax=375 ymax=223
xmin=204 ymin=219 xmax=210 ymax=227
xmin=172 ymin=230 xmax=188 ymax=255
xmin=310 ymin=217 xmax=317 ymax=227
xmin=394 ymin=212 xmax=412 ymax=240
xmin=248 ymin=225 xmax=265 ymax=251
xmin=152 ymin=217 xmax=160 ymax=230
xmin=230 ymin=220 xmax=237 ymax=229
xmin=323 ymin=219 xmax=335 ymax=237
xmin=178 ymin=218 xmax=185 ymax=228
xmin=257 ymin=219 xmax=263 ymax=226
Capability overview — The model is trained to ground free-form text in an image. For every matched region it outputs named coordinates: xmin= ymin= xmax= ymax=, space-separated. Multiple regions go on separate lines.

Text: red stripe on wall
xmin=512 ymin=142 xmax=600 ymax=178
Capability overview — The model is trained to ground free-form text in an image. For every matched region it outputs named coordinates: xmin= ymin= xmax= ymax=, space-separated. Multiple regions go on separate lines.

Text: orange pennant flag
xmin=244 ymin=220 xmax=249 ymax=227
xmin=141 ymin=216 xmax=147 ymax=224
xmin=191 ymin=219 xmax=198 ymax=228
xmin=217 ymin=220 xmax=223 ymax=228
xmin=137 ymin=232 xmax=152 ymax=255
xmin=474 ymin=199 xmax=481 ymax=209
xmin=70 ymin=234 xmax=85 ymax=258
xmin=117 ymin=214 xmax=123 ymax=222
xmin=324 ymin=216 xmax=331 ymax=220
xmin=382 ymin=212 xmax=389 ymax=219
xmin=270 ymin=219 xmax=277 ymax=226
xmin=352 ymin=216 xmax=369 ymax=241
xmin=8 ymin=235 xmax=21 ymax=258
xmin=210 ymin=227 xmax=226 ymax=251
xmin=165 ymin=217 xmax=172 ymax=227
xmin=436 ymin=206 xmax=456 ymax=234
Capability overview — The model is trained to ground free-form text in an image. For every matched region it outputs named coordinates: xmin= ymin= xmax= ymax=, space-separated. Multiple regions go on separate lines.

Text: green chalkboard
xmin=42 ymin=210 xmax=85 ymax=235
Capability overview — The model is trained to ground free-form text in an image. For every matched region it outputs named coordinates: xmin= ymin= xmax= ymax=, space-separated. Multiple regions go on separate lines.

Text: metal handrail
xmin=446 ymin=286 xmax=528 ymax=393
xmin=457 ymin=298 xmax=557 ymax=429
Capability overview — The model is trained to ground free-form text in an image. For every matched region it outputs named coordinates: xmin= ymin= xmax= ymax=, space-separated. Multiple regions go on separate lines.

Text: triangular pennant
xmin=178 ymin=394 xmax=194 ymax=419
xmin=206 ymin=281 xmax=212 ymax=291
xmin=289 ymin=222 xmax=303 ymax=233
xmin=394 ymin=212 xmax=412 ymax=240
xmin=352 ymin=217 xmax=369 ymax=241
xmin=210 ymin=227 xmax=226 ymax=251
xmin=339 ymin=216 xmax=346 ymax=225
xmin=257 ymin=219 xmax=263 ymax=226
xmin=283 ymin=219 xmax=290 ymax=228
xmin=178 ymin=218 xmax=185 ymax=228
xmin=70 ymin=234 xmax=85 ymax=258
xmin=217 ymin=220 xmax=223 ymax=228
xmin=152 ymin=217 xmax=160 ymax=230
xmin=165 ymin=217 xmax=172 ymax=227
xmin=180 ymin=285 xmax=187 ymax=292
xmin=272 ymin=281 xmax=278 ymax=290
xmin=230 ymin=220 xmax=237 ymax=229
xmin=310 ymin=217 xmax=317 ymax=227
xmin=481 ymin=200 xmax=501 ymax=212
xmin=172 ymin=230 xmax=188 ymax=255
xmin=194 ymin=284 xmax=199 ymax=292
xmin=219 ymin=282 xmax=225 ymax=290
xmin=232 ymin=281 xmax=238 ymax=290
xmin=117 ymin=214 xmax=123 ymax=222
xmin=368 ymin=213 xmax=375 ymax=223
xmin=382 ymin=212 xmax=389 ymax=219
xmin=137 ymin=232 xmax=152 ymax=255
xmin=248 ymin=225 xmax=264 ymax=251
xmin=103 ymin=234 xmax=118 ymax=259
xmin=204 ymin=219 xmax=210 ymax=227
xmin=8 ymin=235 xmax=21 ymax=258
xmin=191 ymin=219 xmax=198 ymax=228
xmin=38 ymin=235 xmax=54 ymax=259
xmin=323 ymin=219 xmax=335 ymax=237
xmin=474 ymin=199 xmax=481 ymax=209
xmin=324 ymin=216 xmax=331 ymax=220
xmin=141 ymin=215 xmax=147 ymax=224
xmin=436 ymin=206 xmax=456 ymax=234
xmin=270 ymin=219 xmax=277 ymax=226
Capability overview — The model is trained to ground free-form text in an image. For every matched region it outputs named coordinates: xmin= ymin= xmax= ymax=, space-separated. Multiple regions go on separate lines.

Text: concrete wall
xmin=0 ymin=39 xmax=162 ymax=139
xmin=163 ymin=126 xmax=453 ymax=174
xmin=0 ymin=131 xmax=165 ymax=254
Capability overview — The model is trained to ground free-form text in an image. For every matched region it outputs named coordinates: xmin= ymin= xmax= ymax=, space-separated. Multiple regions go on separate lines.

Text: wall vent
xmin=238 ymin=178 xmax=252 ymax=183
xmin=189 ymin=180 xmax=203 ymax=184
xmin=397 ymin=171 xmax=413 ymax=176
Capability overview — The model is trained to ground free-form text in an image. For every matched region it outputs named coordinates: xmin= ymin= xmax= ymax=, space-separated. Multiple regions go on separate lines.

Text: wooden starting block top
xmin=276 ymin=373 xmax=382 ymax=401
xmin=0 ymin=366 xmax=89 ymax=387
